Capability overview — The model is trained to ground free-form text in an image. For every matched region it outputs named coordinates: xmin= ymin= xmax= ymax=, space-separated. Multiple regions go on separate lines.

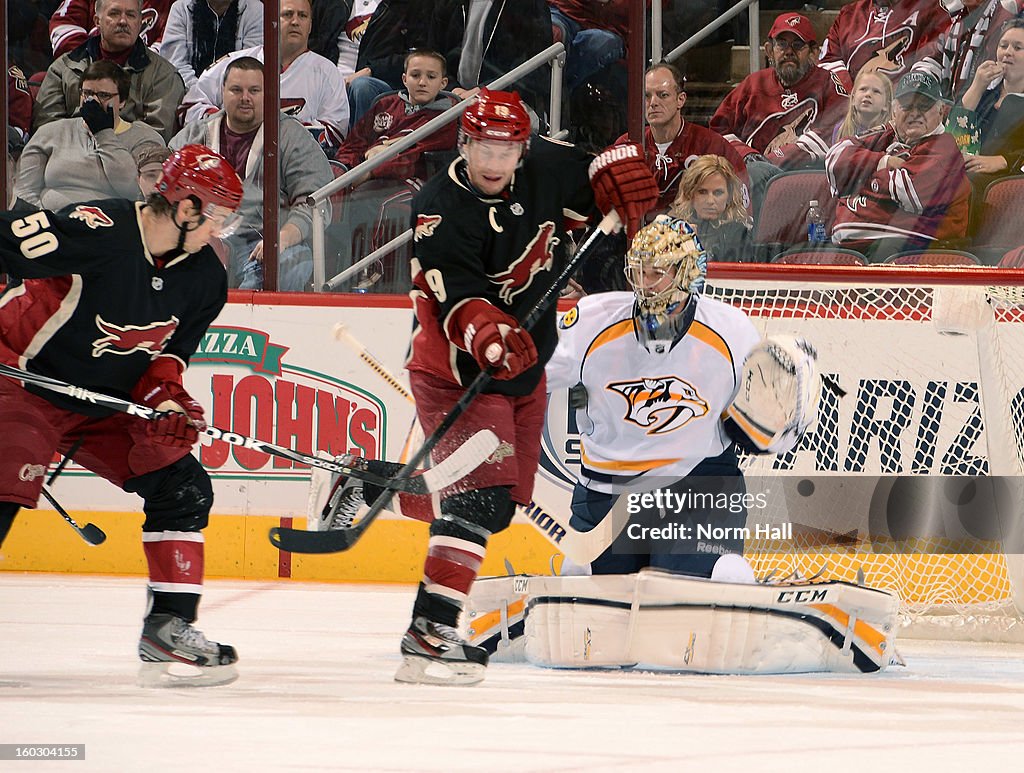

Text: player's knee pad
xmin=431 ymin=487 xmax=515 ymax=544
xmin=125 ymin=455 xmax=213 ymax=532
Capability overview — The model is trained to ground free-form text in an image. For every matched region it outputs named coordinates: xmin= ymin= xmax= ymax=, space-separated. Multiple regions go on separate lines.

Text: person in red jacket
xmin=825 ymin=71 xmax=970 ymax=261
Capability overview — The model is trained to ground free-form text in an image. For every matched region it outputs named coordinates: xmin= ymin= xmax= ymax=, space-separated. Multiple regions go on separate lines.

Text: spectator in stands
xmin=833 ymin=68 xmax=894 ymax=143
xmin=548 ymin=0 xmax=626 ymax=92
xmin=818 ymin=0 xmax=954 ymax=85
xmin=335 ymin=49 xmax=457 ymax=181
xmin=335 ymin=0 xmax=431 ymax=129
xmin=34 ymin=0 xmax=185 ymax=142
xmin=136 ymin=142 xmax=172 ymax=195
xmin=159 ymin=0 xmax=264 ymax=89
xmin=429 ymin=0 xmax=553 ymax=116
xmin=958 ymin=18 xmax=1024 ymax=183
xmin=171 ymin=56 xmax=333 ymax=291
xmin=6 ymin=128 xmax=26 ymax=209
xmin=49 ymin=0 xmax=173 ymax=58
xmin=182 ymin=0 xmax=349 ymax=151
xmin=7 ymin=64 xmax=33 ymax=144
xmin=826 ymin=71 xmax=970 ymax=262
xmin=669 ymin=154 xmax=754 ymax=263
xmin=16 ymin=60 xmax=165 ymax=210
xmin=619 ymin=62 xmax=751 ymax=212
xmin=914 ymin=0 xmax=1023 ymax=102
xmin=711 ymin=14 xmax=851 ymax=173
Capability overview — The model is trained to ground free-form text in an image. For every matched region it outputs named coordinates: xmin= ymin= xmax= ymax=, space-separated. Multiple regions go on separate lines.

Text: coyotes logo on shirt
xmin=69 ymin=205 xmax=114 ymax=229
xmin=608 ymin=376 xmax=710 ymax=435
xmin=92 ymin=315 xmax=179 ymax=357
xmin=415 ymin=214 xmax=443 ymax=242
xmin=489 ymin=222 xmax=558 ymax=304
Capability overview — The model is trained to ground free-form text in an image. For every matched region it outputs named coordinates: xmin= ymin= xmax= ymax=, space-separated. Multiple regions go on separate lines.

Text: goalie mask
xmin=624 ymin=215 xmax=708 ymax=352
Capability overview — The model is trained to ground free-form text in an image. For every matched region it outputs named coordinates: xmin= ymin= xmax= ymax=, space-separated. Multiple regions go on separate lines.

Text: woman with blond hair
xmin=669 ymin=154 xmax=754 ymax=263
xmin=832 ymin=68 xmax=893 ymax=143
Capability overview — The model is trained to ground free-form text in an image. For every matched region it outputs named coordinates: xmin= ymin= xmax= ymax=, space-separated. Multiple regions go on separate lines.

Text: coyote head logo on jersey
xmin=608 ymin=376 xmax=709 ymax=435
xmin=489 ymin=221 xmax=558 ymax=305
xmin=69 ymin=205 xmax=114 ymax=229
xmin=92 ymin=315 xmax=179 ymax=358
xmin=415 ymin=214 xmax=443 ymax=242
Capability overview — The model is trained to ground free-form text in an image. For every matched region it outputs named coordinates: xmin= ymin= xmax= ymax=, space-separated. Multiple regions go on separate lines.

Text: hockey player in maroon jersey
xmin=710 ymin=13 xmax=851 ymax=170
xmin=318 ymin=89 xmax=658 ymax=685
xmin=825 ymin=71 xmax=970 ymax=260
xmin=0 ymin=145 xmax=246 ymax=687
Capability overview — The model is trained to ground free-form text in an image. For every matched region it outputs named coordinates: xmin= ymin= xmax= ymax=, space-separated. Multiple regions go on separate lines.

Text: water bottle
xmin=807 ymin=199 xmax=826 ymax=244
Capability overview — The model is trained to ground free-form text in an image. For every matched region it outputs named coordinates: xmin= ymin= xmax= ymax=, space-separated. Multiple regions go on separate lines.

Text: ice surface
xmin=2 ymin=573 xmax=1023 ymax=772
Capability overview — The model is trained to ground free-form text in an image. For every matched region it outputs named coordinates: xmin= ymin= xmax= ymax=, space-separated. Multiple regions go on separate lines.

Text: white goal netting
xmin=707 ymin=266 xmax=1024 ymax=641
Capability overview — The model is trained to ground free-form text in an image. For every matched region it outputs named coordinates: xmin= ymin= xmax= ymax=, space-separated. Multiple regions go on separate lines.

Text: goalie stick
xmin=322 ymin=322 xmax=622 ymax=564
xmin=269 ymin=210 xmax=624 ymax=555
xmin=0 ymin=362 xmax=498 ymax=497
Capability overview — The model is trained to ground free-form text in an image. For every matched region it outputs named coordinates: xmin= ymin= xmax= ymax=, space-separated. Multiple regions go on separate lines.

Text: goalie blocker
xmin=462 ymin=563 xmax=900 ymax=674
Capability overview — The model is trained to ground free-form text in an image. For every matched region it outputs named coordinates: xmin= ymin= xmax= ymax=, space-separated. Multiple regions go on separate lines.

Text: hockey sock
xmin=413 ymin=488 xmax=512 ymax=626
xmin=0 ymin=502 xmax=20 ymax=547
xmin=142 ymin=530 xmax=204 ymax=622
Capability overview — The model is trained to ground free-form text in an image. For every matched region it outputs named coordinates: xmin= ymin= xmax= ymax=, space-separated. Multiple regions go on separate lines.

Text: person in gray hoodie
xmin=170 ymin=56 xmax=333 ymax=290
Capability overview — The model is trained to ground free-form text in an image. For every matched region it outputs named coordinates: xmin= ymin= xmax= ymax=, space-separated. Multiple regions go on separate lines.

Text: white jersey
xmin=182 ymin=45 xmax=350 ymax=136
xmin=546 ymin=292 xmax=761 ymax=493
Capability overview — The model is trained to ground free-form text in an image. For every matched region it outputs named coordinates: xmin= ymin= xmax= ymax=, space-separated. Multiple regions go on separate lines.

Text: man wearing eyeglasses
xmin=33 ymin=0 xmax=185 ymax=142
xmin=710 ymin=14 xmax=851 ymax=171
xmin=825 ymin=71 xmax=970 ymax=261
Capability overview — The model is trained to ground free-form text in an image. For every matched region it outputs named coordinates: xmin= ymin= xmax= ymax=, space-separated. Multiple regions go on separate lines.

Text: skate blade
xmin=394 ymin=655 xmax=485 ymax=686
xmin=137 ymin=661 xmax=239 ymax=688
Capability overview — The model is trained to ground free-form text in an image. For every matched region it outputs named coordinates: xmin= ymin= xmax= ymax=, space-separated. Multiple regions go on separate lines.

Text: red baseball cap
xmin=768 ymin=13 xmax=816 ymax=44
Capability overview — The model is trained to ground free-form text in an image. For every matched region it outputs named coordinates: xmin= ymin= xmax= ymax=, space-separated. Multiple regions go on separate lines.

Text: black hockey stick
xmin=0 ymin=362 xmax=498 ymax=496
xmin=43 ymin=437 xmax=107 ymax=545
xmin=268 ymin=210 xmax=623 ymax=554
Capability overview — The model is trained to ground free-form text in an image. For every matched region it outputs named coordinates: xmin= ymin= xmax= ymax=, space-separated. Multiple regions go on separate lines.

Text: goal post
xmin=705 ymin=264 xmax=1024 ymax=641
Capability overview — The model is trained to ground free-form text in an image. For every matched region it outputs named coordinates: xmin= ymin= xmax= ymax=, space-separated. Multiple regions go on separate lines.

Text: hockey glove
xmin=80 ymin=98 xmax=115 ymax=134
xmin=588 ymin=143 xmax=659 ymax=239
xmin=132 ymin=358 xmax=207 ymax=448
xmin=464 ymin=306 xmax=538 ymax=381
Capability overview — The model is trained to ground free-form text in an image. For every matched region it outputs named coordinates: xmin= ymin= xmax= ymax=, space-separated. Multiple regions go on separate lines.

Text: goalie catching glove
xmin=588 ymin=143 xmax=659 ymax=239
xmin=449 ymin=299 xmax=538 ymax=380
xmin=725 ymin=335 xmax=820 ymax=455
xmin=131 ymin=357 xmax=207 ymax=448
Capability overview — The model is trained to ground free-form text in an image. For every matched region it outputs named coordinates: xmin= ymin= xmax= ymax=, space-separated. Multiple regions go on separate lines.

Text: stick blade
xmin=419 ymin=429 xmax=500 ymax=491
xmin=80 ymin=524 xmax=107 ymax=545
xmin=268 ymin=524 xmax=363 ymax=554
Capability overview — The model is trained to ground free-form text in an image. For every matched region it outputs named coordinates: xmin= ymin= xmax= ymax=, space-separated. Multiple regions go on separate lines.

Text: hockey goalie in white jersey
xmin=545 ymin=214 xmax=819 ymax=576
xmin=460 ymin=216 xmax=901 ymax=675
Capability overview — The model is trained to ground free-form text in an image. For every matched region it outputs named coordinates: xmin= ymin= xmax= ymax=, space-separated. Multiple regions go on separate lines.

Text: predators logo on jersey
xmin=608 ymin=376 xmax=709 ymax=435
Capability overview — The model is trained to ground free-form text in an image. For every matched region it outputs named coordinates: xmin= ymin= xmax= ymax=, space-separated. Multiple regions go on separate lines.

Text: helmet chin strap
xmin=171 ymin=199 xmax=206 ymax=252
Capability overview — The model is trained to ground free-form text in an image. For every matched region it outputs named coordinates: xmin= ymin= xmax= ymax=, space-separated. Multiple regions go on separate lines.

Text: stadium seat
xmin=975 ymin=176 xmax=1024 ymax=249
xmin=998 ymin=245 xmax=1024 ymax=268
xmin=771 ymin=246 xmax=867 ymax=265
xmin=752 ymin=171 xmax=833 ymax=258
xmin=885 ymin=250 xmax=981 ymax=266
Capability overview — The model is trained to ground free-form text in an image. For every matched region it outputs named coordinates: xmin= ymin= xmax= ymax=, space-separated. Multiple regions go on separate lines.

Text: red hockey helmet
xmin=157 ymin=145 xmax=244 ymax=236
xmin=460 ymin=89 xmax=531 ymax=144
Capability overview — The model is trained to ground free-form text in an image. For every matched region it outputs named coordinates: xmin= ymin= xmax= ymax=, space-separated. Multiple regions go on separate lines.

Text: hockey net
xmin=706 ymin=265 xmax=1024 ymax=641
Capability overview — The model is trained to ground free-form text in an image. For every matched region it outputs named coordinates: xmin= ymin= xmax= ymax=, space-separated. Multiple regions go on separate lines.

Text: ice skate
xmin=316 ymin=461 xmax=366 ymax=531
xmin=395 ymin=616 xmax=489 ymax=686
xmin=138 ymin=613 xmax=239 ymax=688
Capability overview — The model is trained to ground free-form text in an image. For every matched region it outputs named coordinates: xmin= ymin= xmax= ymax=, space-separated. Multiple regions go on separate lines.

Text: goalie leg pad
xmin=523 ymin=570 xmax=900 ymax=674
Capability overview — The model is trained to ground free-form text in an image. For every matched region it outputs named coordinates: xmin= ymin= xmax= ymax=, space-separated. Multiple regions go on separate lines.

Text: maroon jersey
xmin=818 ymin=0 xmax=953 ymax=84
xmin=825 ymin=124 xmax=970 ymax=245
xmin=49 ymin=0 xmax=174 ymax=56
xmin=615 ymin=123 xmax=752 ymax=211
xmin=0 ymin=199 xmax=226 ymax=415
xmin=710 ymin=65 xmax=851 ymax=169
xmin=7 ymin=65 xmax=32 ymax=138
xmin=335 ymin=92 xmax=458 ymax=181
xmin=408 ymin=137 xmax=594 ymax=397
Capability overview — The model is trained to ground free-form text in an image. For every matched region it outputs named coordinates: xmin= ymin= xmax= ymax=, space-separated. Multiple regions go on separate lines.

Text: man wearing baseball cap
xmin=711 ymin=13 xmax=851 ymax=171
xmin=825 ymin=71 xmax=969 ymax=261
xmin=818 ymin=0 xmax=954 ymax=86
